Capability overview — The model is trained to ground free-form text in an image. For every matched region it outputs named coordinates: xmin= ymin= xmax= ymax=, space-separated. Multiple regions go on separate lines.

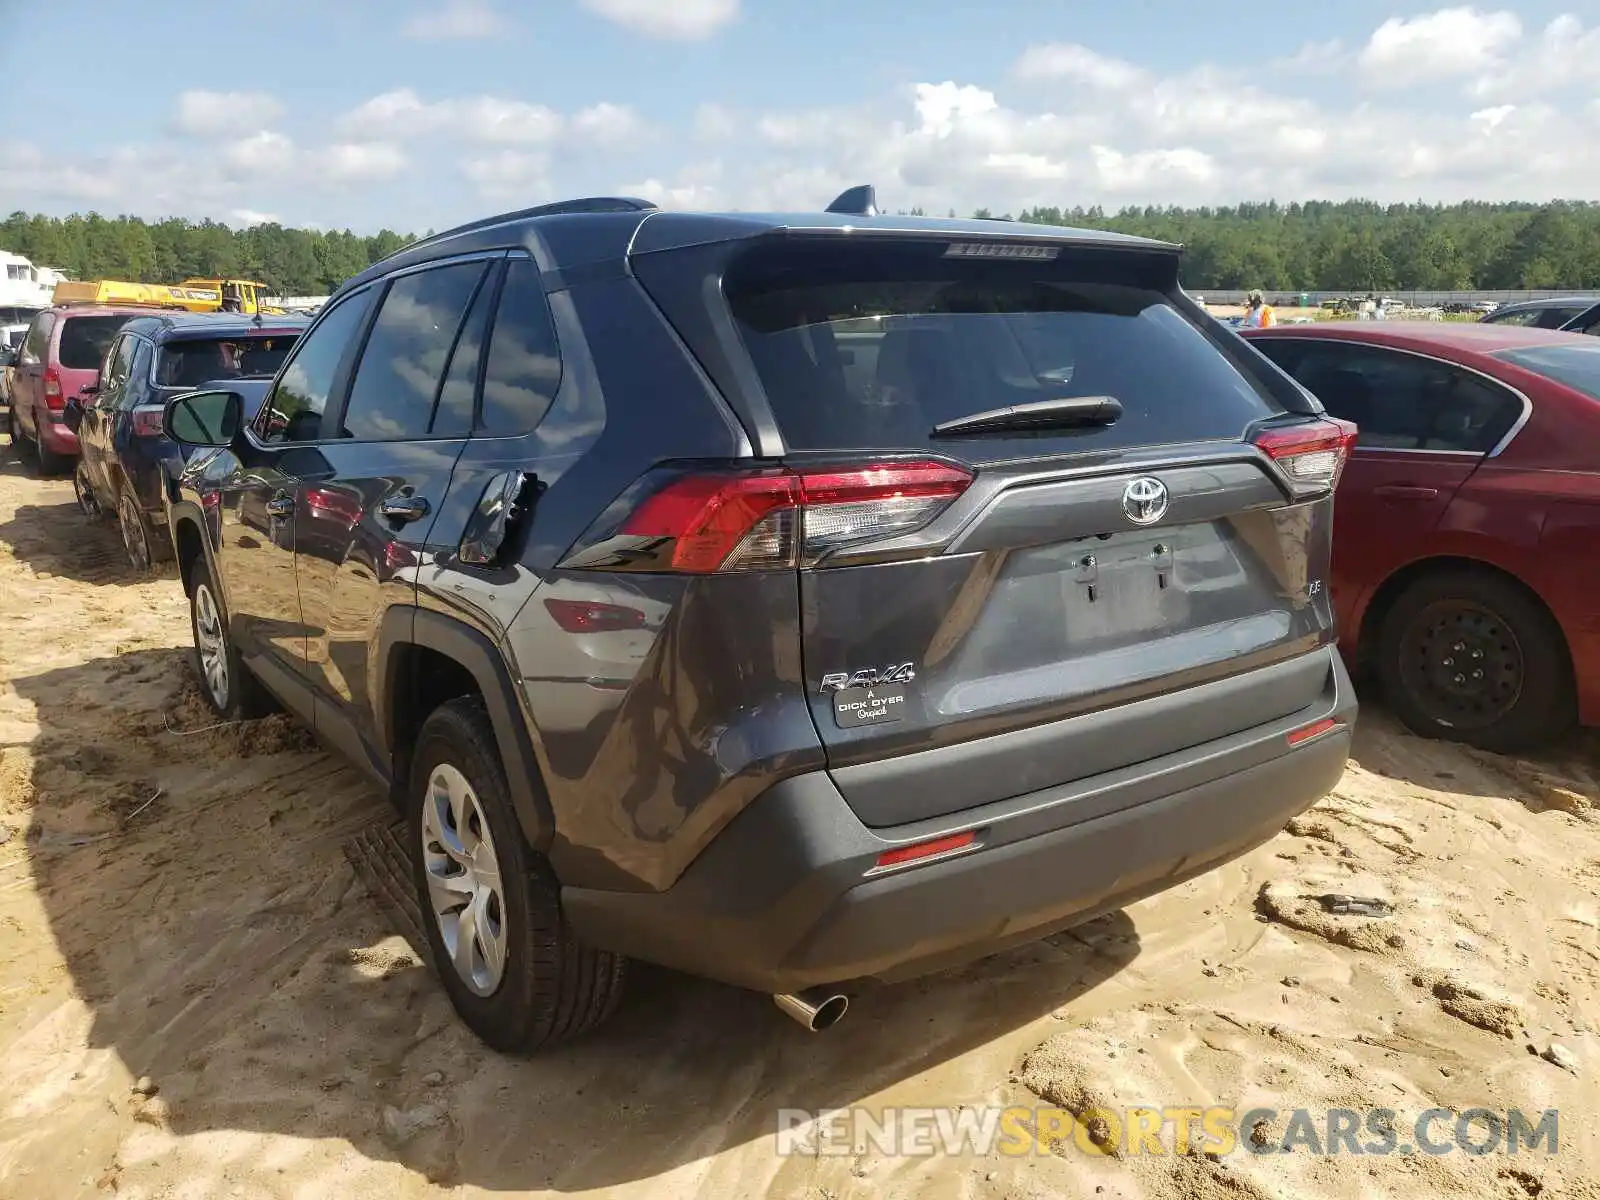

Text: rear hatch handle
xmin=931 ymin=395 xmax=1123 ymax=438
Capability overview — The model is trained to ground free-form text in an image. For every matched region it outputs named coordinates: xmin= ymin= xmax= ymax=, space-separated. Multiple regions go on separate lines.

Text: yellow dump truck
xmin=50 ymin=278 xmax=280 ymax=314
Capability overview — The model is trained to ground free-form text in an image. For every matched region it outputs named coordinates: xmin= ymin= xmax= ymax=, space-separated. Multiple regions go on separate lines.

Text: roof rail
xmin=382 ymin=196 xmax=659 ymax=263
xmin=825 ymin=185 xmax=878 ymax=217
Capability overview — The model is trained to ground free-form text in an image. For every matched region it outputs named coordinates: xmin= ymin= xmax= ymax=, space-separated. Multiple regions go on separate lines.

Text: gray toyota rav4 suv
xmin=162 ymin=190 xmax=1357 ymax=1051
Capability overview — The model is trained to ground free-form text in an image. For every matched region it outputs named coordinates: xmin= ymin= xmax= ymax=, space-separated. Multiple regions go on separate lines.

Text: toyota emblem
xmin=1122 ymin=477 xmax=1169 ymax=525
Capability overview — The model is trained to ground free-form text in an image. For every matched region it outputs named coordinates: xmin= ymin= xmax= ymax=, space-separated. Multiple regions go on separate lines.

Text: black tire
xmin=186 ymin=557 xmax=272 ymax=719
xmin=12 ymin=418 xmax=36 ymax=463
xmin=117 ymin=487 xmax=154 ymax=571
xmin=408 ymin=698 xmax=626 ymax=1054
xmin=73 ymin=463 xmax=105 ymax=519
xmin=34 ymin=434 xmax=66 ymax=476
xmin=1377 ymin=569 xmax=1574 ymax=753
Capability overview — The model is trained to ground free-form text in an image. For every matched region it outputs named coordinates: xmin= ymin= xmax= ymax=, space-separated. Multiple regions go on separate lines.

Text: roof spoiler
xmin=825 ymin=184 xmax=878 ymax=217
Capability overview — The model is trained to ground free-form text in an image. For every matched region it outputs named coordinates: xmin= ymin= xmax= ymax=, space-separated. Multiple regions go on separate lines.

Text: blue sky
xmin=1 ymin=1 xmax=1596 ymax=233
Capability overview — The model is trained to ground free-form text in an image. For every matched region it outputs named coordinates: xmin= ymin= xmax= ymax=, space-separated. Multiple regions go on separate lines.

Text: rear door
xmin=1253 ymin=338 xmax=1525 ymax=630
xmin=710 ymin=236 xmax=1338 ymax=826
xmin=13 ymin=312 xmax=52 ymax=437
xmin=292 ymin=255 xmax=492 ymax=769
xmin=81 ymin=333 xmax=135 ymax=500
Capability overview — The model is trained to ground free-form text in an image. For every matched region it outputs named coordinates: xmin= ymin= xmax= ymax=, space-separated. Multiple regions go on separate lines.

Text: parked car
xmin=163 ymin=192 xmax=1356 ymax=1050
xmin=1244 ymin=321 xmax=1600 ymax=751
xmin=66 ymin=312 xmax=306 ymax=568
xmin=1479 ymin=295 xmax=1600 ymax=335
xmin=9 ymin=305 xmax=147 ymax=472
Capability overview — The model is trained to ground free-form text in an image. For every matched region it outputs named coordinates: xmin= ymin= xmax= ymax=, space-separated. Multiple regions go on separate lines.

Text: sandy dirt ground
xmin=1 ymin=451 xmax=1598 ymax=1200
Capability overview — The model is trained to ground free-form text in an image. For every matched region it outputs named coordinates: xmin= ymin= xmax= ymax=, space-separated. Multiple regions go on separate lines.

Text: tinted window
xmin=257 ymin=289 xmax=373 ymax=444
xmin=432 ymin=268 xmax=496 ymax=437
xmin=1497 ymin=344 xmax=1600 ymax=402
xmin=1484 ymin=308 xmax=1540 ymax=327
xmin=480 ymin=259 xmax=562 ymax=434
xmin=120 ymin=341 xmax=154 ymax=411
xmin=97 ymin=335 xmax=135 ymax=408
xmin=57 ymin=316 xmax=126 ymax=370
xmin=1266 ymin=341 xmax=1521 ymax=453
xmin=156 ymin=333 xmax=299 ymax=389
xmin=724 ymin=240 xmax=1281 ymax=457
xmin=20 ymin=314 xmax=50 ymax=364
xmin=340 ymin=261 xmax=487 ymax=441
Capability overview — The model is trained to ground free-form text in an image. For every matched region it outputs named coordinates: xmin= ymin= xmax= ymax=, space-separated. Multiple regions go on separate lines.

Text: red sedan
xmin=1243 ymin=321 xmax=1600 ymax=752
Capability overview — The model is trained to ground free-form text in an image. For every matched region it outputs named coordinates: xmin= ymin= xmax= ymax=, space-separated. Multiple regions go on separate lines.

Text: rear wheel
xmin=409 ymin=698 xmax=626 ymax=1054
xmin=34 ymin=433 xmax=66 ymax=475
xmin=74 ymin=463 xmax=104 ymax=519
xmin=118 ymin=488 xmax=153 ymax=571
xmin=1378 ymin=570 xmax=1574 ymax=753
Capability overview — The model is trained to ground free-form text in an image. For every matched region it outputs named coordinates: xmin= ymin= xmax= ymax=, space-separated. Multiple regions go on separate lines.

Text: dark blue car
xmin=68 ymin=312 xmax=307 ymax=567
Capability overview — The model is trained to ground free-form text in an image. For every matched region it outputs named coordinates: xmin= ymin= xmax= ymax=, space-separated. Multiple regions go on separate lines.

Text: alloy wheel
xmin=420 ymin=764 xmax=509 ymax=997
xmin=193 ymin=582 xmax=230 ymax=709
xmin=119 ymin=493 xmax=151 ymax=571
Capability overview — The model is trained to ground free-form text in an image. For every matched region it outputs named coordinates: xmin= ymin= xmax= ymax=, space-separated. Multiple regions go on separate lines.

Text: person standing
xmin=1240 ymin=289 xmax=1276 ymax=328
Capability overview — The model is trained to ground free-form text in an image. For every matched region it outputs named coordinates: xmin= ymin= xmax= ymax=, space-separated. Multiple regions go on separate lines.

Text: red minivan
xmin=10 ymin=305 xmax=145 ymax=473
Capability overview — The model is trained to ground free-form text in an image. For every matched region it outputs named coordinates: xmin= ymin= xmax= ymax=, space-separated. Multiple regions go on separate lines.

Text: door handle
xmin=378 ymin=494 xmax=431 ymax=523
xmin=265 ymin=495 xmax=294 ymax=517
xmin=1372 ymin=484 xmax=1439 ymax=500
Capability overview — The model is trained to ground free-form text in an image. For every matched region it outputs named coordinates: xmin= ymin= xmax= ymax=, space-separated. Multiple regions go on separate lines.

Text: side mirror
xmin=80 ymin=381 xmax=100 ymax=395
xmin=165 ymin=389 xmax=244 ymax=448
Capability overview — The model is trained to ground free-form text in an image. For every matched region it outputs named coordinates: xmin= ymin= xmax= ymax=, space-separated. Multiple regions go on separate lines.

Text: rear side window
xmin=1261 ymin=340 xmax=1521 ymax=453
xmin=1497 ymin=344 xmax=1600 ymax=402
xmin=479 ymin=258 xmax=563 ymax=434
xmin=723 ymin=240 xmax=1281 ymax=457
xmin=1485 ymin=309 xmax=1540 ymax=327
xmin=57 ymin=316 xmax=126 ymax=370
xmin=21 ymin=314 xmax=51 ymax=364
xmin=432 ymin=269 xmax=496 ymax=437
xmin=341 ymin=260 xmax=488 ymax=441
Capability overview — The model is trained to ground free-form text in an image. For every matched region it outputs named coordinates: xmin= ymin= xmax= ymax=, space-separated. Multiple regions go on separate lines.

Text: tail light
xmin=543 ymin=598 xmax=647 ymax=633
xmin=131 ymin=407 xmax=165 ymax=437
xmin=571 ymin=460 xmax=973 ymax=574
xmin=43 ymin=367 xmax=64 ymax=412
xmin=1255 ymin=417 xmax=1358 ymax=495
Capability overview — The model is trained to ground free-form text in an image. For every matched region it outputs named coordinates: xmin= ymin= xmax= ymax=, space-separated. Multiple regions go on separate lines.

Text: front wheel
xmin=1377 ymin=570 xmax=1575 ymax=753
xmin=187 ymin=558 xmax=271 ymax=719
xmin=409 ymin=698 xmax=626 ymax=1053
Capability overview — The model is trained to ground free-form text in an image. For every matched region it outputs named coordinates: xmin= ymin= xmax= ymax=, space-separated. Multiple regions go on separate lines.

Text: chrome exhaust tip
xmin=773 ymin=988 xmax=849 ymax=1032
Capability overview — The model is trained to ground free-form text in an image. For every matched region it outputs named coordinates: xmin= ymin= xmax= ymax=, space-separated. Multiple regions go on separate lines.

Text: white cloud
xmin=340 ymin=89 xmax=562 ymax=143
xmin=313 ymin=141 xmax=409 ymax=184
xmin=571 ymin=103 xmax=643 ymax=147
xmin=172 ymin=90 xmax=285 ymax=138
xmin=1358 ymin=7 xmax=1522 ymax=84
xmin=1272 ymin=39 xmax=1347 ymax=75
xmin=231 ymin=209 xmax=281 ymax=228
xmin=402 ymin=0 xmax=507 ymax=40
xmin=460 ymin=150 xmax=549 ymax=199
xmin=1012 ymin=43 xmax=1147 ymax=90
xmin=618 ymin=163 xmax=726 ymax=209
xmin=581 ymin=0 xmax=738 ymax=41
xmin=1470 ymin=104 xmax=1516 ymax=133
xmin=223 ymin=131 xmax=295 ymax=175
xmin=1470 ymin=15 xmax=1600 ymax=98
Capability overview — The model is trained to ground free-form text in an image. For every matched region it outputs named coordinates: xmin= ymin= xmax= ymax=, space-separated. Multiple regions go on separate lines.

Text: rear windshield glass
xmin=1496 ymin=344 xmax=1600 ymax=402
xmin=57 ymin=316 xmax=127 ymax=371
xmin=724 ymin=240 xmax=1283 ymax=456
xmin=155 ymin=333 xmax=299 ymax=389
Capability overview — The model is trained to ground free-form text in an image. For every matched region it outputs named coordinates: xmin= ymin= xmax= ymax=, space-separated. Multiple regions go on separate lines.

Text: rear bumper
xmin=564 ymin=646 xmax=1356 ymax=993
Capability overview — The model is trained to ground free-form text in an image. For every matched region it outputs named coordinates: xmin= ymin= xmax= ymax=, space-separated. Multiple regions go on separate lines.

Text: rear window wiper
xmin=931 ymin=395 xmax=1123 ymax=437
